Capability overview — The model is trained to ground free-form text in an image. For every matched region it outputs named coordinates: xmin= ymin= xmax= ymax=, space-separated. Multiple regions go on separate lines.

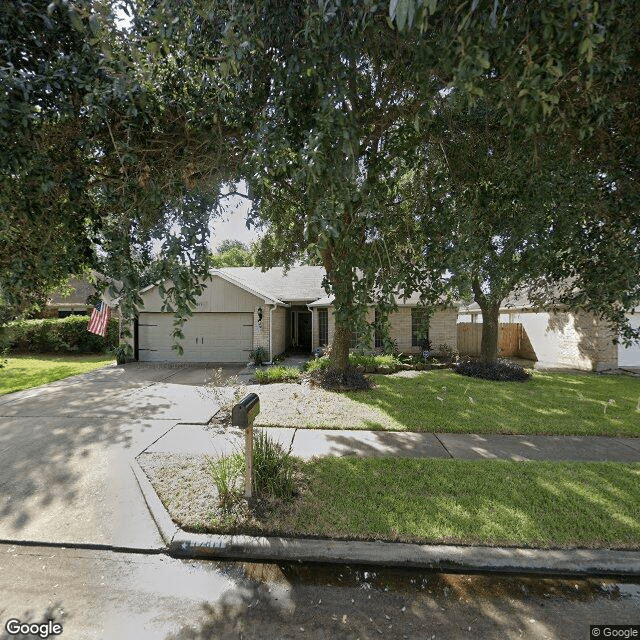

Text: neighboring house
xmin=44 ymin=277 xmax=98 ymax=318
xmin=458 ymin=295 xmax=639 ymax=371
xmin=133 ymin=266 xmax=458 ymax=363
xmin=43 ymin=273 xmax=121 ymax=319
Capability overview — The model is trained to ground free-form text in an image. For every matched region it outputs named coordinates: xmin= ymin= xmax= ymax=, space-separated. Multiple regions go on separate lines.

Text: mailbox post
xmin=231 ymin=393 xmax=260 ymax=499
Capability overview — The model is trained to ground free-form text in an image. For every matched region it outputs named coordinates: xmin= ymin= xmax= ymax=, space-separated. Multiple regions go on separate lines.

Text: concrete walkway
xmin=144 ymin=424 xmax=640 ymax=463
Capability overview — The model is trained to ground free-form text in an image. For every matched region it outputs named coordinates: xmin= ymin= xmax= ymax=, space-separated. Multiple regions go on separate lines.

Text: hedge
xmin=1 ymin=315 xmax=119 ymax=354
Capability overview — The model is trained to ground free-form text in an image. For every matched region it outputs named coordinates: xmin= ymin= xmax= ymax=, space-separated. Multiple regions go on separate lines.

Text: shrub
xmin=3 ymin=316 xmax=118 ymax=353
xmin=207 ymin=431 xmax=298 ymax=508
xmin=206 ymin=453 xmax=244 ymax=514
xmin=253 ymin=430 xmax=297 ymax=501
xmin=249 ymin=346 xmax=268 ymax=365
xmin=304 ymin=355 xmax=332 ymax=372
xmin=306 ymin=353 xmax=400 ymax=374
xmin=455 ymin=358 xmax=531 ymax=382
xmin=349 ymin=353 xmax=401 ymax=371
xmin=310 ymin=366 xmax=374 ymax=391
xmin=255 ymin=366 xmax=301 ymax=383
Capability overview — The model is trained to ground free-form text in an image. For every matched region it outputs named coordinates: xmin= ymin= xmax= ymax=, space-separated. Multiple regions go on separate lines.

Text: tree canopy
xmin=1 ymin=0 xmax=638 ymax=361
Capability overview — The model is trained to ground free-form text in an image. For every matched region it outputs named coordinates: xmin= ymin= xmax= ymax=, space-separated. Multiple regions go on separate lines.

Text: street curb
xmin=130 ymin=459 xmax=640 ymax=577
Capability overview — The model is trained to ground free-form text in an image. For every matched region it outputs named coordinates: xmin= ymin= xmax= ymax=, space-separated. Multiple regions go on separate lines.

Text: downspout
xmin=307 ymin=304 xmax=314 ymax=352
xmin=268 ymin=304 xmax=276 ymax=364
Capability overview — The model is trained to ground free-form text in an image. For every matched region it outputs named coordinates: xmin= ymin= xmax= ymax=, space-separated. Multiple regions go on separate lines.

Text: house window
xmin=374 ymin=310 xmax=383 ymax=349
xmin=318 ymin=309 xmax=328 ymax=346
xmin=411 ymin=308 xmax=429 ymax=347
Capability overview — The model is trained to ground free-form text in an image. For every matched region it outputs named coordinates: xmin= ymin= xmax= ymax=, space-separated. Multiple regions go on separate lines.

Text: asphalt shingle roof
xmin=216 ymin=266 xmax=328 ymax=303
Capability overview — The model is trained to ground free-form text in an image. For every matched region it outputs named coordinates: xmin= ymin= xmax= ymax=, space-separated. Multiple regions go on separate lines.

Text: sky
xmin=210 ymin=190 xmax=262 ymax=251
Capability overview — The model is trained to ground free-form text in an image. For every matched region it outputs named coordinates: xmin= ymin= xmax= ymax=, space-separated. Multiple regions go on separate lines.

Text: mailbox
xmin=232 ymin=393 xmax=260 ymax=429
xmin=232 ymin=393 xmax=260 ymax=499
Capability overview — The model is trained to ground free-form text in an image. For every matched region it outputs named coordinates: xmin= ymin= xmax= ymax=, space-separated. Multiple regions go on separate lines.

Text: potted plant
xmin=249 ymin=346 xmax=268 ymax=365
xmin=111 ymin=344 xmax=128 ymax=365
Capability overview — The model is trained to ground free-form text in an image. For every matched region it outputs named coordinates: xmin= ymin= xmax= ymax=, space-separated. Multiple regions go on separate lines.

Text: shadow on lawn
xmin=344 ymin=370 xmax=640 ymax=436
xmin=293 ymin=457 xmax=640 ymax=549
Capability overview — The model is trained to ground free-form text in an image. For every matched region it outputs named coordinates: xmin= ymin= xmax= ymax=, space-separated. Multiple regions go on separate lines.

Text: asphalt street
xmin=1 ymin=543 xmax=638 ymax=640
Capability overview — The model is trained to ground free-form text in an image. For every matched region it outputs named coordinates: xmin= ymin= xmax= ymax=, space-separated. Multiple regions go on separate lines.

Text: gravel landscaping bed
xmin=239 ymin=382 xmax=405 ymax=430
xmin=138 ymin=452 xmax=222 ymax=530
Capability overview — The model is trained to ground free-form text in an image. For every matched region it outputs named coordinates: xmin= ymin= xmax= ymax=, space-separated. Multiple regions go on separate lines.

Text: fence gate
xmin=457 ymin=323 xmax=525 ymax=357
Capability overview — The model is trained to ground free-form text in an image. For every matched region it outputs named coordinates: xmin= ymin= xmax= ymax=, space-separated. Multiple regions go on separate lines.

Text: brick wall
xmin=252 ymin=306 xmax=270 ymax=357
xmin=271 ymin=306 xmax=288 ymax=358
xmin=428 ymin=308 xmax=458 ymax=353
xmin=311 ymin=305 xmax=458 ymax=355
xmin=251 ymin=305 xmax=289 ymax=361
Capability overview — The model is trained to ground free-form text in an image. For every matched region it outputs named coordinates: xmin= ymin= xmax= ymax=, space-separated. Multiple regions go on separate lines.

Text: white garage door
xmin=618 ymin=313 xmax=640 ymax=368
xmin=138 ymin=312 xmax=253 ymax=363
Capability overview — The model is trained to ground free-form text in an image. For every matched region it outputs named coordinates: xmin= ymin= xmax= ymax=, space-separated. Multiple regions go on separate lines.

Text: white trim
xmin=269 ymin=305 xmax=275 ymax=361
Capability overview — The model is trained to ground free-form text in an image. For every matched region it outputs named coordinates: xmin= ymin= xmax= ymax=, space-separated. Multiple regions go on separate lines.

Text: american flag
xmin=87 ymin=300 xmax=111 ymax=337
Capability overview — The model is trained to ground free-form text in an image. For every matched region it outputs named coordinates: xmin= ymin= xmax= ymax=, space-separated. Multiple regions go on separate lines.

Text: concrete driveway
xmin=0 ymin=363 xmax=240 ymax=550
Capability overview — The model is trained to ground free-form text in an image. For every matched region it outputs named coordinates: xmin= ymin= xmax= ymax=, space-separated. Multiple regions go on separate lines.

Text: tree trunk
xmin=479 ymin=301 xmax=500 ymax=363
xmin=321 ymin=239 xmax=353 ymax=372
xmin=472 ymin=276 xmax=501 ymax=363
xmin=332 ymin=322 xmax=352 ymax=370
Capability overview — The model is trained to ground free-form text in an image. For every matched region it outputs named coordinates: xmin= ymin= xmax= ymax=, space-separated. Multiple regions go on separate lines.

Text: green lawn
xmin=214 ymin=458 xmax=640 ymax=549
xmin=0 ymin=354 xmax=115 ymax=396
xmin=344 ymin=370 xmax=640 ymax=436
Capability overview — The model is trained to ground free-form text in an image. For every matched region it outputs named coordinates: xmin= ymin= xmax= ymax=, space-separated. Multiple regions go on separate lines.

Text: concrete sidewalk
xmin=134 ymin=423 xmax=640 ymax=575
xmin=144 ymin=424 xmax=640 ymax=463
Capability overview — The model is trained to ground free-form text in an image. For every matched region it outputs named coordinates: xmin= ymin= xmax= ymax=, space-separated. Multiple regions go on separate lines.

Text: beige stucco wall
xmin=513 ymin=311 xmax=617 ymax=371
xmin=311 ymin=305 xmax=457 ymax=354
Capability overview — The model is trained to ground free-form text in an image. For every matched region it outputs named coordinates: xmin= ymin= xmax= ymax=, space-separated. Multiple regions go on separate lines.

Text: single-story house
xmin=132 ymin=266 xmax=458 ymax=363
xmin=43 ymin=277 xmax=98 ymax=318
xmin=458 ymin=295 xmax=639 ymax=371
xmin=42 ymin=272 xmax=121 ymax=319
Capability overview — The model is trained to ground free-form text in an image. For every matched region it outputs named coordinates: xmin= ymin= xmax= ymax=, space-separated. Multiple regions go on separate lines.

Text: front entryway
xmin=290 ymin=310 xmax=312 ymax=352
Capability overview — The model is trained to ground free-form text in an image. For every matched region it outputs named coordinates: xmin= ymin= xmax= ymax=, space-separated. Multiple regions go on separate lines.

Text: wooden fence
xmin=457 ymin=323 xmax=536 ymax=359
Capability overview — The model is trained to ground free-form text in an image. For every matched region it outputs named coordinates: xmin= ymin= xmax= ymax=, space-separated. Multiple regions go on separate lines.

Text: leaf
xmin=407 ymin=0 xmax=416 ymax=28
xmin=89 ymin=14 xmax=99 ymax=36
xmin=389 ymin=0 xmax=399 ymax=20
xmin=68 ymin=8 xmax=84 ymax=33
xmin=395 ymin=0 xmax=410 ymax=31
xmin=489 ymin=0 xmax=498 ymax=28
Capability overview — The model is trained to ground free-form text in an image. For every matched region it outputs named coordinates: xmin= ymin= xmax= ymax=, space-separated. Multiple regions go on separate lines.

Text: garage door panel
xmin=138 ymin=312 xmax=253 ymax=363
xmin=618 ymin=314 xmax=640 ymax=368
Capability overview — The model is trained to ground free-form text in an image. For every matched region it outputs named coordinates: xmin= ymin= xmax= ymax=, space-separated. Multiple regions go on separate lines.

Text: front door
xmin=297 ymin=312 xmax=311 ymax=351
